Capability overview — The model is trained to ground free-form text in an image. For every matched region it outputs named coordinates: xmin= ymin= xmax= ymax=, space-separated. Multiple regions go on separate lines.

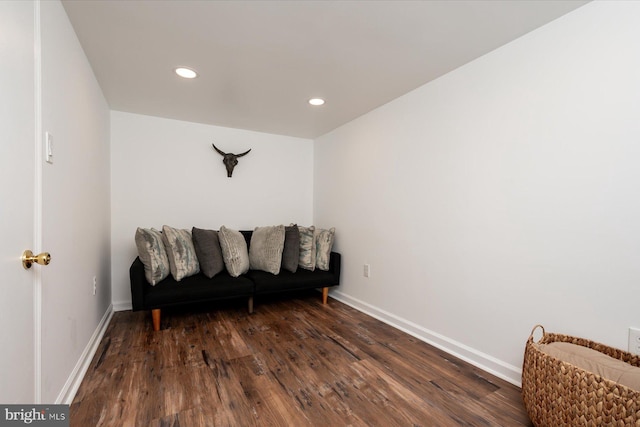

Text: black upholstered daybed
xmin=130 ymin=229 xmax=341 ymax=331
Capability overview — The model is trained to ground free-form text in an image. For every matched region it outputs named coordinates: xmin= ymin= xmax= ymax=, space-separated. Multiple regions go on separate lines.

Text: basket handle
xmin=528 ymin=324 xmax=545 ymax=343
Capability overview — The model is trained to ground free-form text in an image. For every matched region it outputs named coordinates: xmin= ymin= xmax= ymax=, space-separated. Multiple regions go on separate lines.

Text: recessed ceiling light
xmin=175 ymin=67 xmax=198 ymax=79
xmin=308 ymin=98 xmax=325 ymax=106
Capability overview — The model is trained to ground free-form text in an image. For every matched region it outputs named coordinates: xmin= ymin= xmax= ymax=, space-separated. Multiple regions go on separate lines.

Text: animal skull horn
xmin=212 ymin=143 xmax=251 ymax=178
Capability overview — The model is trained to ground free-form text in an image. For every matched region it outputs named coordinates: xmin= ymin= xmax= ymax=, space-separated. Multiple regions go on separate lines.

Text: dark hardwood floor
xmin=70 ymin=291 xmax=532 ymax=426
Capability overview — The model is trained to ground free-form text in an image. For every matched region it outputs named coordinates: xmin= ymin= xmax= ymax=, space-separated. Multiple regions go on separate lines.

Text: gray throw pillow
xmin=135 ymin=227 xmax=170 ymax=285
xmin=297 ymin=225 xmax=316 ymax=271
xmin=218 ymin=226 xmax=250 ymax=277
xmin=192 ymin=227 xmax=225 ymax=278
xmin=249 ymin=225 xmax=285 ymax=275
xmin=161 ymin=225 xmax=200 ymax=281
xmin=315 ymin=227 xmax=335 ymax=271
xmin=281 ymin=224 xmax=300 ymax=273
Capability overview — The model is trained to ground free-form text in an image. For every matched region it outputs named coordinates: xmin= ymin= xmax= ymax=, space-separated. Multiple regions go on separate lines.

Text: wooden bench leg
xmin=152 ymin=309 xmax=161 ymax=331
xmin=248 ymin=296 xmax=254 ymax=314
xmin=322 ymin=287 xmax=329 ymax=305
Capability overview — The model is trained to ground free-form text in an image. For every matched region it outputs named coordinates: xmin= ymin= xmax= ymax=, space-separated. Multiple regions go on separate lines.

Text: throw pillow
xmin=297 ymin=225 xmax=316 ymax=271
xmin=281 ymin=224 xmax=300 ymax=273
xmin=315 ymin=227 xmax=335 ymax=271
xmin=135 ymin=227 xmax=170 ymax=285
xmin=218 ymin=225 xmax=250 ymax=277
xmin=249 ymin=225 xmax=285 ymax=275
xmin=161 ymin=225 xmax=200 ymax=281
xmin=192 ymin=227 xmax=225 ymax=278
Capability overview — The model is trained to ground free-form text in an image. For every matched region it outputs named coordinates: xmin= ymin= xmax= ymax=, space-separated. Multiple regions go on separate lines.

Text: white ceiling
xmin=62 ymin=0 xmax=588 ymax=139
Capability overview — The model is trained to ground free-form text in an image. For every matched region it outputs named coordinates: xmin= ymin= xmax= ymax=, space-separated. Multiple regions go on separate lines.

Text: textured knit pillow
xmin=218 ymin=226 xmax=250 ymax=277
xmin=249 ymin=225 xmax=285 ymax=275
xmin=135 ymin=227 xmax=170 ymax=285
xmin=161 ymin=225 xmax=200 ymax=281
xmin=192 ymin=227 xmax=225 ymax=278
xmin=315 ymin=227 xmax=335 ymax=271
xmin=297 ymin=225 xmax=316 ymax=271
xmin=281 ymin=224 xmax=300 ymax=273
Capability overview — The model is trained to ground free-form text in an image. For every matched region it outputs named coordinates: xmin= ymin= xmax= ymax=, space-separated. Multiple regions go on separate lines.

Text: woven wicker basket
xmin=522 ymin=325 xmax=640 ymax=426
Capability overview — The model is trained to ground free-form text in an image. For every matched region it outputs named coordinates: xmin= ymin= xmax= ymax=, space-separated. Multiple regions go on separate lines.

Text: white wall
xmin=111 ymin=111 xmax=314 ymax=307
xmin=315 ymin=1 xmax=640 ymax=385
xmin=40 ymin=1 xmax=111 ymax=402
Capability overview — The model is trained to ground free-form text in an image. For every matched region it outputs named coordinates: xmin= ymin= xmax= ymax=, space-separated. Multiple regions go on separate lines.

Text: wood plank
xmin=70 ymin=292 xmax=532 ymax=426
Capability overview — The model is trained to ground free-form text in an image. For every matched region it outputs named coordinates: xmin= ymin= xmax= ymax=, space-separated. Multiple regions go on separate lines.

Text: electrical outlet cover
xmin=628 ymin=327 xmax=640 ymax=355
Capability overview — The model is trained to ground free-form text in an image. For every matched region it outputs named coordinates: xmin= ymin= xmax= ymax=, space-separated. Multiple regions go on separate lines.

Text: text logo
xmin=0 ymin=405 xmax=68 ymax=426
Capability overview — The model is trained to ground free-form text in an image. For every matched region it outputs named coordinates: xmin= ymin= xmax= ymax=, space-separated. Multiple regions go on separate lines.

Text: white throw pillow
xmin=297 ymin=225 xmax=316 ymax=271
xmin=161 ymin=225 xmax=200 ymax=281
xmin=218 ymin=226 xmax=250 ymax=277
xmin=135 ymin=227 xmax=170 ymax=285
xmin=250 ymin=225 xmax=285 ymax=275
xmin=315 ymin=227 xmax=335 ymax=271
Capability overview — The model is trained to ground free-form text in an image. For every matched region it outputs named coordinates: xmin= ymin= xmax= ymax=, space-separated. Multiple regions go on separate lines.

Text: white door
xmin=0 ymin=0 xmax=39 ymax=403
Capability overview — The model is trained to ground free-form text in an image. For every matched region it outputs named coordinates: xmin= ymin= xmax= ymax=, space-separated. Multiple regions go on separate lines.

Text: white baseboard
xmin=56 ymin=304 xmax=114 ymax=404
xmin=112 ymin=300 xmax=132 ymax=312
xmin=329 ymin=290 xmax=522 ymax=387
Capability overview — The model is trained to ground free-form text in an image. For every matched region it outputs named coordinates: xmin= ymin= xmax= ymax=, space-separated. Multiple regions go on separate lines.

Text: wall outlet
xmin=363 ymin=264 xmax=370 ymax=278
xmin=92 ymin=276 xmax=97 ymax=295
xmin=629 ymin=327 xmax=640 ymax=355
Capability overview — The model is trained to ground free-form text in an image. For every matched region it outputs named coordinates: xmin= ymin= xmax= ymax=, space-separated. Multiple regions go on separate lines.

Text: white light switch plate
xmin=45 ymin=132 xmax=53 ymax=164
xmin=629 ymin=327 xmax=640 ymax=355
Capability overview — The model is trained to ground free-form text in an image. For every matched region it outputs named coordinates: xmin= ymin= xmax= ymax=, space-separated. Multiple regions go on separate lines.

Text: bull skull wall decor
xmin=211 ymin=143 xmax=251 ymax=178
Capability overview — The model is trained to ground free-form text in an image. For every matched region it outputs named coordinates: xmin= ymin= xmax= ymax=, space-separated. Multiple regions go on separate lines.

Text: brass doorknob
xmin=22 ymin=250 xmax=51 ymax=270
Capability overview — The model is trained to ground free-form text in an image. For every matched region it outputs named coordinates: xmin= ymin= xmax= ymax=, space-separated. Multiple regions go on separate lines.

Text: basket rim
xmin=524 ymin=327 xmax=640 ymax=394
